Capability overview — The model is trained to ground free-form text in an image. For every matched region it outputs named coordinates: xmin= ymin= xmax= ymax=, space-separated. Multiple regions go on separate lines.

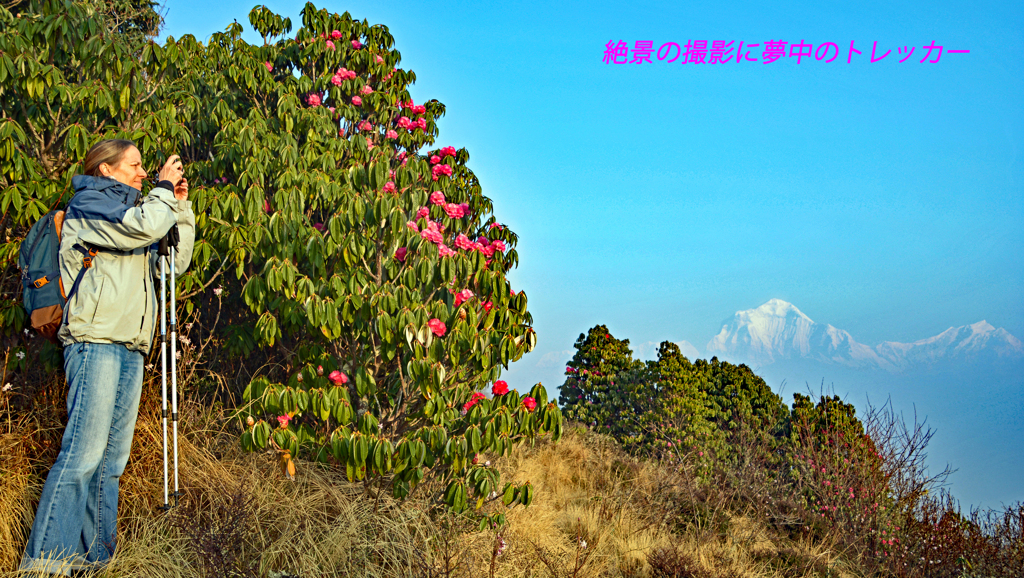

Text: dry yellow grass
xmin=1 ymin=379 xmax=433 ymax=578
xmin=1 ymin=382 xmax=868 ymax=578
xmin=491 ymin=426 xmax=863 ymax=578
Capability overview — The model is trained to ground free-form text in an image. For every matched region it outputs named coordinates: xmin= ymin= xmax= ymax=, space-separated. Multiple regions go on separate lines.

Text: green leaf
xmin=119 ymin=83 xmax=130 ymax=110
xmin=253 ymin=421 xmax=271 ymax=449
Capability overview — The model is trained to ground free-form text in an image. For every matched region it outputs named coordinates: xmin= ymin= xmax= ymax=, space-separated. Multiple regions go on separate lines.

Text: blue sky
xmin=161 ymin=0 xmax=1023 ymax=507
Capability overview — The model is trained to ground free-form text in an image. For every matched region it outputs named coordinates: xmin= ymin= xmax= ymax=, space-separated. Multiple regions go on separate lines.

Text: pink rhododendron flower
xmin=432 ymin=164 xmax=453 ymax=179
xmin=325 ymin=40 xmax=335 ymax=50
xmin=331 ymin=74 xmax=343 ymax=86
xmin=307 ymin=93 xmax=322 ymax=107
xmin=406 ymin=221 xmax=419 ymax=232
xmin=522 ymin=397 xmax=537 ymax=412
xmin=430 ymin=191 xmax=446 ymax=205
xmin=328 ymin=107 xmax=335 ymax=116
xmin=414 ymin=105 xmax=426 ymax=114
xmin=360 ymin=84 xmax=373 ymax=95
xmin=416 ymin=117 xmax=427 ymax=129
xmin=459 ymin=203 xmax=470 ymax=216
xmin=482 ymin=301 xmax=493 ymax=312
xmin=420 ymin=227 xmax=443 ymax=244
xmin=427 ymin=318 xmax=446 ymax=336
xmin=351 ymin=39 xmax=362 ymax=49
xmin=453 ymin=289 xmax=474 ymax=306
xmin=397 ymin=116 xmax=411 ymax=129
xmin=565 ymin=366 xmax=575 ymax=374
xmin=492 ymin=380 xmax=509 ymax=396
xmin=263 ymin=200 xmax=272 ymax=213
xmin=328 ymin=370 xmax=348 ymax=385
xmin=441 ymin=145 xmax=456 ymax=157
xmin=491 ymin=239 xmax=507 ymax=252
xmin=366 ymin=138 xmax=375 ymax=150
xmin=416 ymin=207 xmax=429 ymax=219
xmin=455 ymin=234 xmax=473 ymax=250
xmin=358 ymin=120 xmax=373 ymax=131
xmin=264 ymin=62 xmax=273 ymax=72
xmin=463 ymin=391 xmax=486 ymax=412
xmin=351 ymin=95 xmax=362 ymax=106
xmin=277 ymin=415 xmax=291 ymax=428
xmin=438 ymin=244 xmax=456 ymax=258
xmin=444 ymin=203 xmax=464 ymax=219
xmin=331 ymin=30 xmax=342 ymax=39
xmin=394 ymin=247 xmax=407 ymax=262
xmin=430 ymin=155 xmax=441 ymax=164
xmin=374 ymin=54 xmax=384 ymax=64
xmin=510 ymin=289 xmax=516 ymax=296
xmin=386 ymin=129 xmax=398 ymax=139
xmin=313 ymin=223 xmax=325 ymax=233
xmin=383 ymin=181 xmax=396 ymax=194
xmin=489 ymin=222 xmax=503 ymax=230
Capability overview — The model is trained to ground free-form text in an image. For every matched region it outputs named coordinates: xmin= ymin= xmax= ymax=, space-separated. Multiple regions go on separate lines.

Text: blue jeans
xmin=20 ymin=342 xmax=144 ymax=575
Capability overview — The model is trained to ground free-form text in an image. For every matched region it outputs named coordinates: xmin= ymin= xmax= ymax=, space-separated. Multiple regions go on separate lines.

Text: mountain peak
xmin=741 ymin=299 xmax=813 ymax=323
xmin=970 ymin=320 xmax=995 ymax=333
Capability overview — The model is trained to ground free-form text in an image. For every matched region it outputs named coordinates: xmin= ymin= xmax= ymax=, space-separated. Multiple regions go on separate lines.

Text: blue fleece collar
xmin=71 ymin=175 xmax=140 ymax=206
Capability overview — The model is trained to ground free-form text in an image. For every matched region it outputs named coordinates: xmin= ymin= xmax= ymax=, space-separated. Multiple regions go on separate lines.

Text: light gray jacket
xmin=57 ymin=175 xmax=195 ymax=354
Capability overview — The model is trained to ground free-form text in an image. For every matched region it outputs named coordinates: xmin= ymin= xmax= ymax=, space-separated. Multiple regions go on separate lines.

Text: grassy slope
xmin=1 ymin=378 xmax=868 ymax=578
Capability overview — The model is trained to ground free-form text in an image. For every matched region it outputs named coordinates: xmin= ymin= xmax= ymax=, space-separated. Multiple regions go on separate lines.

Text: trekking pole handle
xmin=158 ymin=225 xmax=180 ymax=256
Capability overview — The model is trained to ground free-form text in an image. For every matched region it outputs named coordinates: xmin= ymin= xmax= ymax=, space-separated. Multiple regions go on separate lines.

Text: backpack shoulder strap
xmin=65 ymin=243 xmax=98 ymax=303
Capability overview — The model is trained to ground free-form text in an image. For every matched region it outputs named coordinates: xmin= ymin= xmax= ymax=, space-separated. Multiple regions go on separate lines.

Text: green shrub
xmin=558 ymin=326 xmax=786 ymax=467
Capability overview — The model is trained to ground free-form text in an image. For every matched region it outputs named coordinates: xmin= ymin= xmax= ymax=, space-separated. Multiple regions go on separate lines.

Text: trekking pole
xmin=168 ymin=225 xmax=180 ymax=507
xmin=158 ymin=233 xmax=169 ymax=511
xmin=158 ymin=225 xmax=181 ymax=510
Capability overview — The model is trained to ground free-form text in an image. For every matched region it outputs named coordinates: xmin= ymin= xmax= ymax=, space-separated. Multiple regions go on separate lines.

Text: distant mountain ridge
xmin=706 ymin=299 xmax=1023 ymax=372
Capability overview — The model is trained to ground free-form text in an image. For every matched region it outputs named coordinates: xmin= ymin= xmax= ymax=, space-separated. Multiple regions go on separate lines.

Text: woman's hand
xmin=158 ymin=154 xmax=184 ymax=186
xmin=174 ymin=177 xmax=189 ymax=201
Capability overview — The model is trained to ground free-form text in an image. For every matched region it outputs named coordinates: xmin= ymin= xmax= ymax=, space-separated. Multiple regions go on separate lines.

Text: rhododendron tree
xmin=203 ymin=4 xmax=560 ymax=512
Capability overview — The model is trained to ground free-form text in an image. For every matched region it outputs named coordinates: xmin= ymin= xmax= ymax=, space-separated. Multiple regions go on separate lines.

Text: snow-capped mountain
xmin=706 ymin=300 xmax=1023 ymax=372
xmin=876 ymin=321 xmax=1024 ymax=370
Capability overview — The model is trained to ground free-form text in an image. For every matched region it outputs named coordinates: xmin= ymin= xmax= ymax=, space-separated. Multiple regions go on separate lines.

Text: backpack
xmin=18 ymin=210 xmax=98 ymax=343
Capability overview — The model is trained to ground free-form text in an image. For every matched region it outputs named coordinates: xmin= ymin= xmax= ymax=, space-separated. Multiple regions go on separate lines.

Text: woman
xmin=20 ymin=139 xmax=195 ymax=575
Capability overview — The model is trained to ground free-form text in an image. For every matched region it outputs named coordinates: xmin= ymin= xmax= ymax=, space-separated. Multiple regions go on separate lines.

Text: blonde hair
xmin=83 ymin=139 xmax=136 ymax=177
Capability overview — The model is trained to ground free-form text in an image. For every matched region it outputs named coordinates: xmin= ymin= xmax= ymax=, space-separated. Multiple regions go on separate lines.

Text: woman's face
xmin=100 ymin=146 xmax=147 ymax=190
